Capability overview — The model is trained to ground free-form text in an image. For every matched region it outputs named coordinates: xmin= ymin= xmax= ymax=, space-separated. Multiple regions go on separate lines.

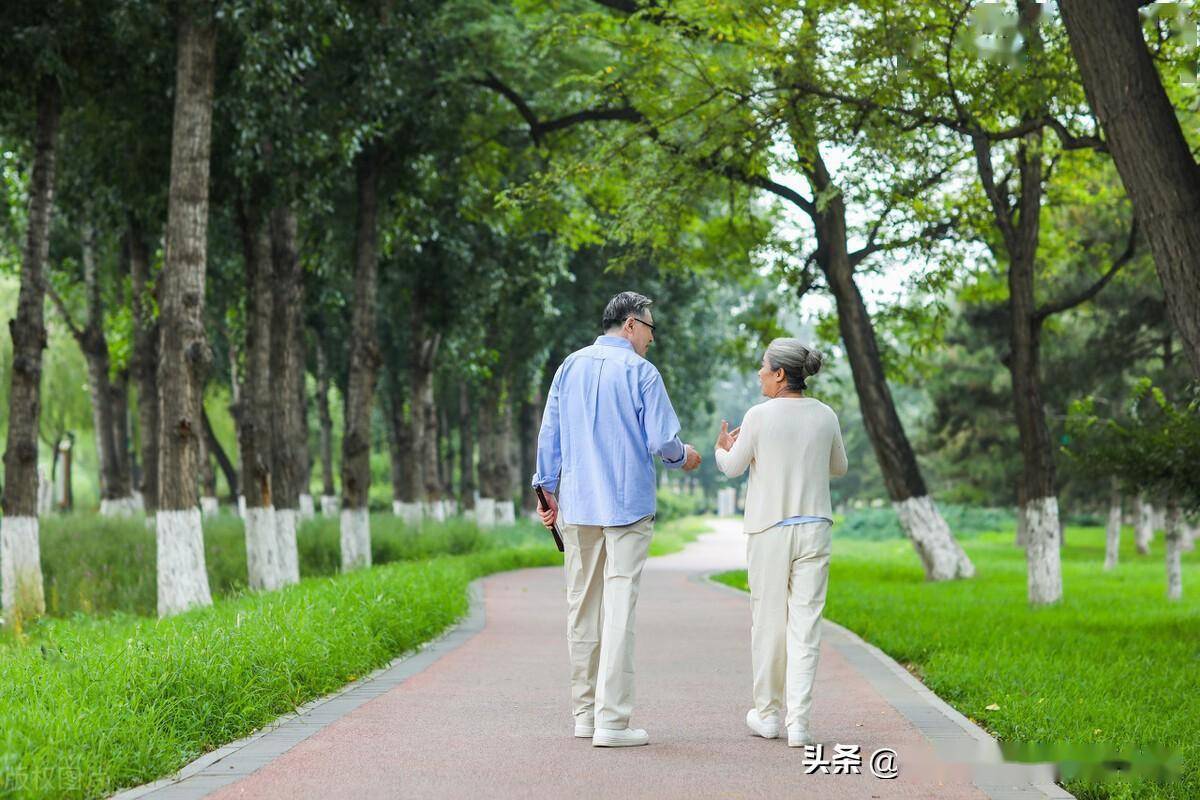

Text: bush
xmin=655 ymin=488 xmax=706 ymax=523
xmin=835 ymin=504 xmax=1016 ymax=540
xmin=39 ymin=512 xmax=548 ymax=618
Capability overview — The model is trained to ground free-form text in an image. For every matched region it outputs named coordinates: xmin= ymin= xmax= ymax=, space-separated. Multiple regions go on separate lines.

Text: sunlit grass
xmin=714 ymin=524 xmax=1200 ymax=800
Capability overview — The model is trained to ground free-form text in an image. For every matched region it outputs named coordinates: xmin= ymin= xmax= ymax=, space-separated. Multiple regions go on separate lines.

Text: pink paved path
xmin=207 ymin=521 xmax=995 ymax=799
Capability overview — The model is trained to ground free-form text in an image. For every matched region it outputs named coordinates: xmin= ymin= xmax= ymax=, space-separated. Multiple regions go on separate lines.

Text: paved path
xmin=119 ymin=519 xmax=1072 ymax=800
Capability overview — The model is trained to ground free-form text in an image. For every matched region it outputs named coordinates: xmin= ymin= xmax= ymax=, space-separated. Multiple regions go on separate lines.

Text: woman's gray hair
xmin=765 ymin=338 xmax=824 ymax=392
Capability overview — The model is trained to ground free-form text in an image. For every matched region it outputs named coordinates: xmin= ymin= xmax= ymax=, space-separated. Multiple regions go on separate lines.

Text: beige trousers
xmin=561 ymin=514 xmax=654 ymax=730
xmin=746 ymin=520 xmax=832 ymax=730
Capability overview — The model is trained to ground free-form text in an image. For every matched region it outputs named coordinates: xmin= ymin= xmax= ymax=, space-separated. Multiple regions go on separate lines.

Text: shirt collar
xmin=595 ymin=335 xmax=635 ymax=351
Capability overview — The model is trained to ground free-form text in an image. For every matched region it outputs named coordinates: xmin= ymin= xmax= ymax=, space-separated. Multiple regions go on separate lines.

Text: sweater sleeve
xmin=829 ymin=413 xmax=848 ymax=477
xmin=715 ymin=407 xmax=756 ymax=478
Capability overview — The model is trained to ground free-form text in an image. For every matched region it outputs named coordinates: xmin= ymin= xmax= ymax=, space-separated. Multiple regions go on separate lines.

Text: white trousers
xmin=747 ymin=520 xmax=832 ymax=730
xmin=562 ymin=514 xmax=654 ymax=730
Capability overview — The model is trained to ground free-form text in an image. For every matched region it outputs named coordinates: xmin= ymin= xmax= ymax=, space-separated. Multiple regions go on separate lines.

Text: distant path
xmin=118 ymin=519 xmax=1071 ymax=800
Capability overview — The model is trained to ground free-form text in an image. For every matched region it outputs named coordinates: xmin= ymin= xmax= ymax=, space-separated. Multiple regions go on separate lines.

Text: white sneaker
xmin=787 ymin=725 xmax=814 ymax=747
xmin=592 ymin=727 xmax=650 ymax=747
xmin=745 ymin=709 xmax=781 ymax=739
xmin=574 ymin=718 xmax=595 ymax=738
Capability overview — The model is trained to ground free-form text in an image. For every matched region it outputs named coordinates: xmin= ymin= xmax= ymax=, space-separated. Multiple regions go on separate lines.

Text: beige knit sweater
xmin=714 ymin=397 xmax=848 ymax=534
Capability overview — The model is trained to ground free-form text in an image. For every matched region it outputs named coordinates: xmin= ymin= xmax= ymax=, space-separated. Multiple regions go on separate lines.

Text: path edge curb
xmin=109 ymin=578 xmax=490 ymax=800
xmin=697 ymin=570 xmax=1075 ymax=800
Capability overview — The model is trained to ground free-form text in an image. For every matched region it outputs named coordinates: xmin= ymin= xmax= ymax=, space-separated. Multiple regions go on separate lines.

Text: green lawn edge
xmin=710 ymin=525 xmax=1199 ymax=800
xmin=1 ymin=547 xmax=562 ymax=799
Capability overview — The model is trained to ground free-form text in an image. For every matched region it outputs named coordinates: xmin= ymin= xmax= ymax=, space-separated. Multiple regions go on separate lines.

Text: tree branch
xmin=1034 ymin=217 xmax=1138 ymax=322
xmin=45 ymin=283 xmax=84 ymax=341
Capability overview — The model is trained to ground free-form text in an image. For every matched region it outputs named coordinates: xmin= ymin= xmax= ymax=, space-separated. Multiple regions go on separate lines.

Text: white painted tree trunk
xmin=1 ymin=516 xmax=45 ymax=621
xmin=891 ymin=495 xmax=975 ymax=581
xmin=1025 ymin=496 xmax=1063 ymax=605
xmin=393 ymin=501 xmax=422 ymax=526
xmin=320 ymin=495 xmax=339 ymax=516
xmin=244 ymin=505 xmax=284 ymax=591
xmin=275 ymin=508 xmax=301 ymax=586
xmin=36 ymin=470 xmax=53 ymax=515
xmin=1165 ymin=504 xmax=1183 ymax=601
xmin=462 ymin=509 xmax=476 ymax=522
xmin=1104 ymin=490 xmax=1122 ymax=571
xmin=100 ymin=494 xmax=142 ymax=516
xmin=199 ymin=495 xmax=220 ymax=516
xmin=444 ymin=499 xmax=459 ymax=517
xmin=340 ymin=507 xmax=371 ymax=571
xmin=156 ymin=508 xmax=213 ymax=617
xmin=423 ymin=499 xmax=446 ymax=522
xmin=298 ymin=493 xmax=315 ymax=519
xmin=495 ymin=500 xmax=516 ymax=525
xmin=1135 ymin=495 xmax=1154 ymax=554
xmin=237 ymin=494 xmax=247 ymax=519
xmin=476 ymin=497 xmax=497 ymax=528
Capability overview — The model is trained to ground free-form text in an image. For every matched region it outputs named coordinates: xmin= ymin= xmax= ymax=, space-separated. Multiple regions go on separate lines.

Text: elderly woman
xmin=714 ymin=338 xmax=848 ymax=748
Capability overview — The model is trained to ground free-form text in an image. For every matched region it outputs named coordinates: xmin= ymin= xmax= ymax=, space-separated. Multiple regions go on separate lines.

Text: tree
xmin=155 ymin=6 xmax=217 ymax=617
xmin=1057 ymin=0 xmax=1200 ymax=378
xmin=0 ymin=75 xmax=59 ymax=622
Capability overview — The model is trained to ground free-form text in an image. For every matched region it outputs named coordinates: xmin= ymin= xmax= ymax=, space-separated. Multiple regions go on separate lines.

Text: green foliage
xmin=654 ymin=489 xmax=706 ymax=524
xmin=714 ymin=524 xmax=1200 ymax=800
xmin=1066 ymin=380 xmax=1200 ymax=512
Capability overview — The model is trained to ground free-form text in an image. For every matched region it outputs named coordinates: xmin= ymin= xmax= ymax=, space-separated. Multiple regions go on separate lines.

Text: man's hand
xmin=537 ymin=489 xmax=559 ymax=530
xmin=682 ymin=443 xmax=702 ymax=471
xmin=716 ymin=420 xmax=740 ymax=451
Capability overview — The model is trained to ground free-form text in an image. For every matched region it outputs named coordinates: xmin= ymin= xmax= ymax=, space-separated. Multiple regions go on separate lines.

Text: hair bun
xmin=804 ymin=349 xmax=823 ymax=377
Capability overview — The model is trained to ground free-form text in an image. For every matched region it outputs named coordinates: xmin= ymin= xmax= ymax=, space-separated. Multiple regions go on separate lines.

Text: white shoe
xmin=745 ymin=709 xmax=781 ymax=739
xmin=787 ymin=725 xmax=814 ymax=747
xmin=574 ymin=718 xmax=595 ymax=738
xmin=592 ymin=727 xmax=649 ymax=747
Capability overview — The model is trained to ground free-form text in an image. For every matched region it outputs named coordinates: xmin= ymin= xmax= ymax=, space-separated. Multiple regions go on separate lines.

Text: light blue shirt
xmin=775 ymin=515 xmax=833 ymax=528
xmin=532 ymin=335 xmax=687 ymax=526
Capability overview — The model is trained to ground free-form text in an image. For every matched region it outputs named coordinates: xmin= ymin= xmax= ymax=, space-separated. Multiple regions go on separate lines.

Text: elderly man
xmin=533 ymin=291 xmax=701 ymax=748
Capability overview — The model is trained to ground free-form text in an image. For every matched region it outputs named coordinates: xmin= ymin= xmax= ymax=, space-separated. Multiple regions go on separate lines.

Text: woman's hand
xmin=716 ymin=420 xmax=740 ymax=451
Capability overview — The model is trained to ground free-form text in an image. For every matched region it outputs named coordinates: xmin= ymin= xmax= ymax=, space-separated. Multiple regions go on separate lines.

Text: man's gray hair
xmin=765 ymin=338 xmax=824 ymax=392
xmin=602 ymin=291 xmax=654 ymax=332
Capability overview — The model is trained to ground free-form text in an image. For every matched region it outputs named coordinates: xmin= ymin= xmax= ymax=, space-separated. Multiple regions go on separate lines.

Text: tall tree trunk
xmin=269 ymin=204 xmax=304 ymax=584
xmin=458 ymin=383 xmax=476 ymax=512
xmin=1057 ymin=0 xmax=1200 ymax=378
xmin=128 ymin=220 xmax=159 ymax=516
xmin=808 ymin=149 xmax=974 ymax=582
xmin=1104 ymin=477 xmax=1121 ymax=571
xmin=475 ymin=389 xmax=497 ymax=527
xmin=315 ymin=342 xmax=337 ymax=512
xmin=155 ymin=12 xmax=216 ymax=618
xmin=196 ymin=409 xmax=218 ymax=515
xmin=1164 ymin=500 xmax=1183 ymax=600
xmin=339 ymin=146 xmax=382 ymax=570
xmin=439 ymin=394 xmax=453 ymax=507
xmin=200 ymin=406 xmax=237 ymax=502
xmin=494 ymin=382 xmax=518 ymax=525
xmin=1 ymin=76 xmax=59 ymax=622
xmin=971 ymin=129 xmax=1062 ymax=605
xmin=77 ymin=222 xmax=130 ymax=513
xmin=1135 ymin=493 xmax=1154 ymax=554
xmin=386 ymin=384 xmax=421 ymax=523
xmin=110 ymin=369 xmax=135 ymax=506
xmin=236 ymin=197 xmax=281 ymax=591
xmin=411 ymin=332 xmax=442 ymax=519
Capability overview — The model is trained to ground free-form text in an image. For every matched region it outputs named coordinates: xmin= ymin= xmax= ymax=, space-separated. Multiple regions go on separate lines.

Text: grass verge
xmin=1 ymin=546 xmax=561 ymax=799
xmin=712 ymin=524 xmax=1199 ymax=800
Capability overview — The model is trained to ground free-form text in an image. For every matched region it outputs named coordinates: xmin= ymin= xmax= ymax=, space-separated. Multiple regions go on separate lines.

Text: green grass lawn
xmin=649 ymin=515 xmax=712 ymax=557
xmin=714 ymin=524 xmax=1200 ymax=800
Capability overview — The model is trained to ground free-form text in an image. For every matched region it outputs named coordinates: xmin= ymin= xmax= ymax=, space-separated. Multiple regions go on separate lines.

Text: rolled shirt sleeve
xmin=531 ymin=365 xmax=564 ymax=492
xmin=640 ymin=368 xmax=686 ymax=469
xmin=830 ymin=417 xmax=848 ymax=477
